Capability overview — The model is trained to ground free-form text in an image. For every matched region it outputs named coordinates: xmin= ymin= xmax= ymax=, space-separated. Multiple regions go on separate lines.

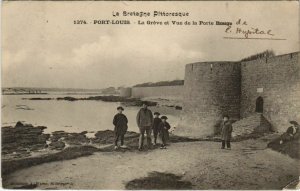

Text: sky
xmin=2 ymin=1 xmax=299 ymax=89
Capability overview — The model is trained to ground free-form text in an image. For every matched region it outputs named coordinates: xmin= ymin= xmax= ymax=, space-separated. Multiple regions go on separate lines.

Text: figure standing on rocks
xmin=220 ymin=115 xmax=232 ymax=150
xmin=158 ymin=116 xmax=171 ymax=149
xmin=152 ymin=112 xmax=162 ymax=145
xmin=113 ymin=106 xmax=128 ymax=149
xmin=136 ymin=102 xmax=153 ymax=151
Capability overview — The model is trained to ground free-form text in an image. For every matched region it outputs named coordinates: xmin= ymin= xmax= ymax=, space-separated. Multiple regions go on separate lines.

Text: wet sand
xmin=3 ymin=138 xmax=299 ymax=189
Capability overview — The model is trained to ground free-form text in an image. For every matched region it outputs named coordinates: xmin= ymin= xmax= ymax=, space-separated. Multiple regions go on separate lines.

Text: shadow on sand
xmin=125 ymin=171 xmax=193 ymax=190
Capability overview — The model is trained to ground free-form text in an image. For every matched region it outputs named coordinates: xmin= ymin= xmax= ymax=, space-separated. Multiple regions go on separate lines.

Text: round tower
xmin=120 ymin=87 xmax=132 ymax=97
xmin=177 ymin=61 xmax=241 ymax=137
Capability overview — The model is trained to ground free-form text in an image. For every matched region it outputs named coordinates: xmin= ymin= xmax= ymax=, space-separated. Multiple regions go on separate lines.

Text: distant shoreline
xmin=20 ymin=95 xmax=184 ymax=110
xmin=2 ymin=93 xmax=48 ymax=95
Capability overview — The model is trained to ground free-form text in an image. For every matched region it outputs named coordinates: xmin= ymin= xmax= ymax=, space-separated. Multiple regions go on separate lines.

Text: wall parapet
xmin=241 ymin=51 xmax=299 ymax=65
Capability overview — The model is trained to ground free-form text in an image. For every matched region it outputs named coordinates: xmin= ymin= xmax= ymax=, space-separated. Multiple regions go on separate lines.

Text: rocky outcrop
xmin=22 ymin=98 xmax=52 ymax=100
xmin=49 ymin=141 xmax=65 ymax=150
xmin=2 ymin=146 xmax=99 ymax=176
xmin=24 ymin=96 xmax=158 ymax=106
xmin=91 ymin=130 xmax=140 ymax=145
xmin=50 ymin=131 xmax=90 ymax=146
xmin=1 ymin=123 xmax=93 ymax=158
xmin=2 ymin=122 xmax=49 ymax=154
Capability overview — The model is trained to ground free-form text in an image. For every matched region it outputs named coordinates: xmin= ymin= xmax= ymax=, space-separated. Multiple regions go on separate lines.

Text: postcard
xmin=1 ymin=1 xmax=299 ymax=189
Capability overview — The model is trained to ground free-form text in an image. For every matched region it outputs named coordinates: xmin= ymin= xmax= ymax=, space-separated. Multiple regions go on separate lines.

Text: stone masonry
xmin=178 ymin=52 xmax=299 ymax=137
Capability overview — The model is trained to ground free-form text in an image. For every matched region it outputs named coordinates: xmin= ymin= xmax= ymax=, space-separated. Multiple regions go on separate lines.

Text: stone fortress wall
xmin=178 ymin=52 xmax=299 ymax=137
xmin=240 ymin=52 xmax=300 ymax=132
xmin=122 ymin=52 xmax=299 ymax=137
xmin=130 ymin=86 xmax=184 ymax=99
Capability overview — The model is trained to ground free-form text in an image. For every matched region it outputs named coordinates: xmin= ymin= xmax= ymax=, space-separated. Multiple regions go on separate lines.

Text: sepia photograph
xmin=1 ymin=1 xmax=299 ymax=189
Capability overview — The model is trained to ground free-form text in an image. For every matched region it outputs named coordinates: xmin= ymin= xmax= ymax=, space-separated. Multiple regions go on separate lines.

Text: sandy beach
xmin=3 ymin=135 xmax=299 ymax=190
xmin=2 ymin=95 xmax=299 ymax=189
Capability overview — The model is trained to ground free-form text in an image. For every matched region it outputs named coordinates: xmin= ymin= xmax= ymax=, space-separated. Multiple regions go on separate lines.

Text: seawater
xmin=1 ymin=94 xmax=179 ymax=135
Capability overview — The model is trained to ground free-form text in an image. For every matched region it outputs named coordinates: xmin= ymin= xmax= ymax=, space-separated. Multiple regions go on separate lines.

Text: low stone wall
xmin=131 ymin=86 xmax=184 ymax=99
xmin=120 ymin=88 xmax=132 ymax=97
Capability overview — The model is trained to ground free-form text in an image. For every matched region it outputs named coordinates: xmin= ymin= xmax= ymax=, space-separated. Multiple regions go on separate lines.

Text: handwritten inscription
xmin=225 ymin=19 xmax=275 ymax=39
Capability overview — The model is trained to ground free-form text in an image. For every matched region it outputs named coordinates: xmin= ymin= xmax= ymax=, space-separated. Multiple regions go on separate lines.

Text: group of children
xmin=113 ymin=106 xmax=171 ymax=150
xmin=113 ymin=106 xmax=235 ymax=151
xmin=152 ymin=112 xmax=171 ymax=149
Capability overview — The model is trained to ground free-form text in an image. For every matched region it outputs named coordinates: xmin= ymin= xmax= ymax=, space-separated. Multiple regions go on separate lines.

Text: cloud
xmin=59 ymin=34 xmax=203 ymax=87
xmin=2 ymin=50 xmax=28 ymax=71
xmin=2 ymin=1 xmax=298 ymax=88
xmin=70 ymin=34 xmax=202 ymax=66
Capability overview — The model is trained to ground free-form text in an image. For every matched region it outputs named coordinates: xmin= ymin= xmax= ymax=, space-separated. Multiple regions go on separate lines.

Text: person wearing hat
xmin=158 ymin=115 xmax=171 ymax=149
xmin=220 ymin=115 xmax=232 ymax=150
xmin=136 ymin=102 xmax=154 ymax=150
xmin=279 ymin=120 xmax=300 ymax=144
xmin=113 ymin=106 xmax=128 ymax=149
xmin=152 ymin=112 xmax=162 ymax=145
xmin=286 ymin=121 xmax=299 ymax=137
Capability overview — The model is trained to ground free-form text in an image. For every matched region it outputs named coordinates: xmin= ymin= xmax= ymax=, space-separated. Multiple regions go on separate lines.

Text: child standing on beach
xmin=220 ymin=115 xmax=232 ymax=150
xmin=113 ymin=106 xmax=128 ymax=149
xmin=158 ymin=116 xmax=171 ymax=149
xmin=152 ymin=112 xmax=162 ymax=145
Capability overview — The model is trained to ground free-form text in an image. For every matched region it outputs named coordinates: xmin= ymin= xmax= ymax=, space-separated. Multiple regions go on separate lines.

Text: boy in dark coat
xmin=113 ymin=106 xmax=128 ymax=149
xmin=220 ymin=115 xmax=233 ymax=150
xmin=158 ymin=116 xmax=171 ymax=149
xmin=152 ymin=112 xmax=162 ymax=145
